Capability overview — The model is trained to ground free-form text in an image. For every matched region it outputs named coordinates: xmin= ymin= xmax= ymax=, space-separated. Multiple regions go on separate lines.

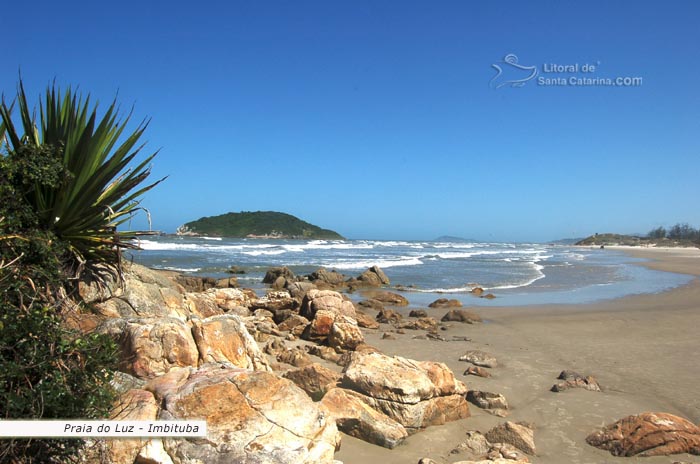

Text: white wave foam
xmin=154 ymin=266 xmax=201 ymax=272
xmin=242 ymin=250 xmax=287 ymax=256
xmin=200 ymin=236 xmax=222 ymax=241
xmin=327 ymin=257 xmax=423 ymax=270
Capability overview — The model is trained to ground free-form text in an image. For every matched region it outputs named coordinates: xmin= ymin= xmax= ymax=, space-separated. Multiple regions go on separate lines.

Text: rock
xmin=136 ymin=438 xmax=174 ymax=464
xmin=429 ymin=298 xmax=462 ymax=308
xmin=341 ymin=351 xmax=469 ymax=432
xmin=191 ymin=314 xmax=270 ymax=371
xmin=551 ymin=370 xmax=602 ymax=392
xmin=485 ymin=421 xmax=536 ymax=455
xmin=306 ymin=345 xmax=343 ymax=365
xmin=471 ymin=287 xmax=485 ymax=296
xmin=277 ymin=314 xmax=310 ymax=333
xmin=467 ymin=391 xmax=509 ymax=410
xmin=586 ymin=412 xmax=700 ymax=457
xmin=277 ymin=347 xmax=314 ymax=368
xmin=215 ymin=276 xmax=238 ymax=288
xmin=357 ymin=265 xmax=390 ymax=286
xmin=300 ymin=289 xmax=356 ymax=321
xmin=99 ymin=318 xmax=199 ymax=378
xmin=358 ymin=299 xmax=385 ymax=311
xmin=481 ymin=293 xmax=496 ymax=299
xmin=328 ymin=314 xmax=365 ymax=351
xmin=409 ymin=309 xmax=428 ymax=318
xmin=486 ymin=443 xmax=531 ymax=462
xmin=450 ymin=430 xmax=491 ymax=457
xmin=355 ymin=310 xmax=380 ymax=329
xmin=382 ymin=332 xmax=397 ymax=340
xmin=283 ymin=363 xmax=342 ymax=400
xmin=322 ymin=387 xmax=408 ymax=449
xmin=464 ymin=366 xmax=492 ymax=378
xmin=303 ymin=309 xmax=337 ymax=343
xmin=250 ymin=290 xmax=297 ymax=313
xmin=397 ymin=317 xmax=438 ymax=332
xmin=263 ymin=266 xmax=295 ymax=284
xmin=160 ymin=365 xmax=340 ymax=464
xmin=309 ymin=268 xmax=346 ymax=286
xmin=362 ymin=290 xmax=409 ymax=306
xmin=376 ymin=308 xmax=403 ymax=324
xmin=226 ymin=265 xmax=246 ymax=274
xmin=286 ymin=281 xmax=317 ymax=301
xmin=441 ymin=309 xmax=482 ymax=324
xmin=174 ymin=275 xmax=216 ymax=293
xmin=460 ymin=350 xmax=498 ymax=368
xmin=107 ymin=389 xmax=159 ymax=464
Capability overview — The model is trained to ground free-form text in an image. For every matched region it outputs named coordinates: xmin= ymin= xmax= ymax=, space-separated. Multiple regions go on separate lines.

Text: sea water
xmin=128 ymin=236 xmax=692 ymax=306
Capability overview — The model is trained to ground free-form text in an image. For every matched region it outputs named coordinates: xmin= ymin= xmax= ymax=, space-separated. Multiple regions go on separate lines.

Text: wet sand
xmin=335 ymin=247 xmax=700 ymax=464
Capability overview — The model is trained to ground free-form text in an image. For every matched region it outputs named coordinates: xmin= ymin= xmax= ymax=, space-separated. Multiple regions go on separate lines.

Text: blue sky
xmin=2 ymin=1 xmax=699 ymax=241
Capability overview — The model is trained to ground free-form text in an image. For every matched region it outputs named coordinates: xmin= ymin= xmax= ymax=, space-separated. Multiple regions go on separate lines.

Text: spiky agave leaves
xmin=0 ymin=80 xmax=165 ymax=280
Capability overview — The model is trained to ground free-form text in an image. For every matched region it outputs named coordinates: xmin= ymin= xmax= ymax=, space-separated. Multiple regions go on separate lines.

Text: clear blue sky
xmin=2 ymin=1 xmax=699 ymax=241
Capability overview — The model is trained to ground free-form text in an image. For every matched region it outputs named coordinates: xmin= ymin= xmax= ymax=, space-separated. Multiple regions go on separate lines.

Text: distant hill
xmin=177 ymin=211 xmax=344 ymax=239
xmin=548 ymin=238 xmax=585 ymax=245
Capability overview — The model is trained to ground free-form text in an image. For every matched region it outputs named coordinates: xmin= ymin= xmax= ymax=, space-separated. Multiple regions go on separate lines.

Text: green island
xmin=575 ymin=224 xmax=700 ymax=248
xmin=176 ymin=211 xmax=344 ymax=239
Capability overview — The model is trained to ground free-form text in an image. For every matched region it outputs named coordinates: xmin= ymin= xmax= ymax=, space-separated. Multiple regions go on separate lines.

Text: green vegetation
xmin=1 ymin=80 xmax=162 ymax=462
xmin=576 ymin=225 xmax=700 ymax=248
xmin=179 ymin=211 xmax=344 ymax=239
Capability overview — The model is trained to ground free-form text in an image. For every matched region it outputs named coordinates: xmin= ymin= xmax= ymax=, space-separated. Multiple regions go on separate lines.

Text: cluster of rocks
xmin=550 ymin=369 xmax=602 ymax=393
xmin=73 ymin=263 xmax=474 ymax=463
xmin=263 ymin=265 xmax=390 ymax=292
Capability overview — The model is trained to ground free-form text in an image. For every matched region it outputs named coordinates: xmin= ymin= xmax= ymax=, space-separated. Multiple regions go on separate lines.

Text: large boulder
xmin=191 ymin=314 xmax=271 ymax=371
xmin=357 ymin=266 xmax=390 ymax=287
xmin=283 ymin=363 xmax=342 ymax=400
xmin=362 ymin=290 xmax=409 ymax=306
xmin=99 ymin=318 xmax=199 ymax=378
xmin=300 ymin=289 xmax=356 ymax=320
xmin=328 ymin=314 xmax=365 ymax=351
xmin=309 ymin=268 xmax=347 ymax=287
xmin=429 ymin=298 xmax=462 ymax=308
xmin=159 ymin=365 xmax=340 ymax=464
xmin=322 ymin=387 xmax=408 ymax=449
xmin=341 ymin=351 xmax=469 ymax=433
xmin=586 ymin=412 xmax=700 ymax=457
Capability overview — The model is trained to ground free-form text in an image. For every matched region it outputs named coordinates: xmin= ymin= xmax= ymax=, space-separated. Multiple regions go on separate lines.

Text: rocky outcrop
xmin=328 ymin=314 xmax=365 ymax=351
xmin=445 ymin=429 xmax=532 ymax=463
xmin=376 ymin=308 xmax=403 ymax=324
xmin=460 ymin=350 xmax=498 ymax=368
xmin=321 ymin=387 xmax=408 ymax=449
xmin=300 ymin=289 xmax=356 ymax=320
xmin=341 ymin=351 xmax=470 ymax=433
xmin=586 ymin=412 xmax=700 ymax=457
xmin=300 ymin=290 xmax=364 ymax=349
xmin=158 ymin=365 xmax=340 ymax=464
xmin=442 ymin=309 xmax=482 ymax=323
xmin=550 ymin=370 xmax=602 ymax=392
xmin=107 ymin=389 xmax=160 ymax=463
xmin=362 ymin=290 xmax=409 ymax=306
xmin=356 ymin=265 xmax=390 ymax=287
xmin=308 ymin=268 xmax=346 ymax=288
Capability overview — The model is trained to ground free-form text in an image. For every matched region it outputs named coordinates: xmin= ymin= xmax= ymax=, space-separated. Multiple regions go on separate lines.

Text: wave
xmin=326 ymin=257 xmax=424 ymax=270
xmin=153 ymin=265 xmax=201 ymax=273
xmin=242 ymin=250 xmax=287 ymax=256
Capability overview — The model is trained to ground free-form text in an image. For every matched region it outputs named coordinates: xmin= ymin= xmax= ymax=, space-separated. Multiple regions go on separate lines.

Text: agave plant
xmin=0 ymin=80 xmax=165 ymax=277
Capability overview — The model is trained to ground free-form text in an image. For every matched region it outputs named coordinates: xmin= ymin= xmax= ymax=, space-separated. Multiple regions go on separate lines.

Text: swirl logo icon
xmin=490 ymin=54 xmax=538 ymax=89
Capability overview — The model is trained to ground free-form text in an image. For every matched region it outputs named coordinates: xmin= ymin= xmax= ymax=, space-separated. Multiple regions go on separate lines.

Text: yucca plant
xmin=0 ymin=80 xmax=165 ymax=279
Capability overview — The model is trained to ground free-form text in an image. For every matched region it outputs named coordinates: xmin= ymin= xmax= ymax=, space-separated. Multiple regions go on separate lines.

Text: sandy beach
xmin=335 ymin=247 xmax=700 ymax=464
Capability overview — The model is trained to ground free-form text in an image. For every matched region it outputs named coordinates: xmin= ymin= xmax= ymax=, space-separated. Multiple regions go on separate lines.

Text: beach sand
xmin=335 ymin=247 xmax=700 ymax=464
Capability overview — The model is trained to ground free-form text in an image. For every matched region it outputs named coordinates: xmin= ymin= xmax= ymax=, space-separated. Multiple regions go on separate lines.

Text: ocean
xmin=128 ymin=236 xmax=692 ymax=306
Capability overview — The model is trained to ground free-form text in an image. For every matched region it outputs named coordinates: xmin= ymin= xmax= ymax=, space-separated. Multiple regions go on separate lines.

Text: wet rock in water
xmin=263 ymin=266 xmax=296 ymax=284
xmin=357 ymin=265 xmax=391 ymax=287
xmin=341 ymin=351 xmax=469 ymax=433
xmin=376 ymin=308 xmax=403 ymax=324
xmin=464 ymin=366 xmax=492 ymax=378
xmin=321 ymin=387 xmax=408 ymax=449
xmin=226 ymin=265 xmax=246 ymax=274
xmin=551 ymin=370 xmax=602 ymax=392
xmin=358 ymin=298 xmax=385 ymax=311
xmin=409 ymin=309 xmax=429 ymax=318
xmin=470 ymin=287 xmax=485 ymax=296
xmin=159 ymin=365 xmax=340 ymax=464
xmin=429 ymin=298 xmax=463 ymax=308
xmin=283 ymin=363 xmax=342 ymax=401
xmin=308 ymin=268 xmax=347 ymax=287
xmin=485 ymin=421 xmax=536 ymax=455
xmin=586 ymin=412 xmax=700 ymax=457
xmin=481 ymin=293 xmax=497 ymax=299
xmin=362 ymin=290 xmax=409 ymax=306
xmin=459 ymin=350 xmax=498 ymax=368
xmin=441 ymin=309 xmax=483 ymax=324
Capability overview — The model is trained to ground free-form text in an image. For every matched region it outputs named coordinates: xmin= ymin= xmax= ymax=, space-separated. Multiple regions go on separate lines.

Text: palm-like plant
xmin=0 ymin=80 xmax=165 ymax=278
